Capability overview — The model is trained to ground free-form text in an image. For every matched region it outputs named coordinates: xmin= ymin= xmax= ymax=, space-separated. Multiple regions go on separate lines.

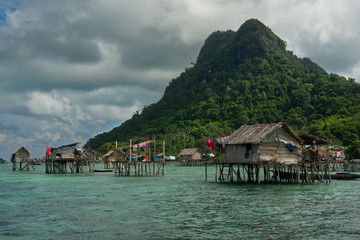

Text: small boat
xmin=94 ymin=169 xmax=113 ymax=172
xmin=330 ymin=172 xmax=360 ymax=180
xmin=278 ymin=171 xmax=360 ymax=180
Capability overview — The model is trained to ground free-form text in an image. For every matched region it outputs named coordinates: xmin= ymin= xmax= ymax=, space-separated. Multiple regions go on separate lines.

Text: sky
xmin=1 ymin=0 xmax=360 ymax=158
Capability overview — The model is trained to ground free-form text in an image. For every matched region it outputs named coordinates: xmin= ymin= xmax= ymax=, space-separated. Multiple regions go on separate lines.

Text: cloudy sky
xmin=0 ymin=0 xmax=359 ymax=158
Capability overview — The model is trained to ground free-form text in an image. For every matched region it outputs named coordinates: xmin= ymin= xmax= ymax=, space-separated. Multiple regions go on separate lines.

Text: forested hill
xmin=84 ymin=19 xmax=360 ymax=159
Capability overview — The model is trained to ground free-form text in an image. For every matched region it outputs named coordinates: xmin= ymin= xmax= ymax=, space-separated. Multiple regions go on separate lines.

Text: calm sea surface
xmin=1 ymin=163 xmax=360 ymax=240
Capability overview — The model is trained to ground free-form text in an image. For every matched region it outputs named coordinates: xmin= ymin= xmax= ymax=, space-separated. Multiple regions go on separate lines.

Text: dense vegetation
xmin=84 ymin=19 xmax=360 ymax=159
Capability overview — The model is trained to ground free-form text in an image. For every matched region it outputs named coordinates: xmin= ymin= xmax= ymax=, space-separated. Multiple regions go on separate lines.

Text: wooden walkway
xmin=114 ymin=161 xmax=165 ymax=176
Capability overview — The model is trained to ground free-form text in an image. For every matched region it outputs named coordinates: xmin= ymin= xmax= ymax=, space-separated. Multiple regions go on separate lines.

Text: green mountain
xmin=85 ymin=19 xmax=360 ymax=159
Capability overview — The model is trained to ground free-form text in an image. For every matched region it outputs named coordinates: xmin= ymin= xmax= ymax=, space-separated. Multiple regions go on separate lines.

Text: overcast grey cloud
xmin=0 ymin=0 xmax=359 ymax=158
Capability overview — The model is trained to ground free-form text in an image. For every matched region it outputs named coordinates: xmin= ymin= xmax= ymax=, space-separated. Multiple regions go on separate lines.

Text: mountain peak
xmin=234 ymin=18 xmax=287 ymax=62
xmin=236 ymin=18 xmax=268 ymax=35
xmin=196 ymin=18 xmax=287 ymax=67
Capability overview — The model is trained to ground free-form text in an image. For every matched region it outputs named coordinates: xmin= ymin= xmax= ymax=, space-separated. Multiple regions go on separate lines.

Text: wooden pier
xmin=108 ymin=139 xmax=166 ymax=176
xmin=210 ymin=161 xmax=332 ymax=184
xmin=114 ymin=160 xmax=165 ymax=176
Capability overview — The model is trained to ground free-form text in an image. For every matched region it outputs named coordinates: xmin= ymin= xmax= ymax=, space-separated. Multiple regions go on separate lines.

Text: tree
xmin=346 ymin=140 xmax=360 ymax=160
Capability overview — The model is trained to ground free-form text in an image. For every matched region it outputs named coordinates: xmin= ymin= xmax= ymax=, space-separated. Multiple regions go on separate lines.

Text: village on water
xmin=3 ymin=122 xmax=360 ymax=184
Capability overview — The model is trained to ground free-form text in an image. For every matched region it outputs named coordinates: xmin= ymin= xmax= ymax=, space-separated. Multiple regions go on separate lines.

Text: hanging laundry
xmin=286 ymin=144 xmax=294 ymax=152
xmin=213 ymin=138 xmax=220 ymax=151
xmin=206 ymin=139 xmax=212 ymax=151
xmin=219 ymin=136 xmax=228 ymax=143
xmin=46 ymin=147 xmax=51 ymax=156
xmin=206 ymin=136 xmax=229 ymax=151
xmin=210 ymin=139 xmax=215 ymax=150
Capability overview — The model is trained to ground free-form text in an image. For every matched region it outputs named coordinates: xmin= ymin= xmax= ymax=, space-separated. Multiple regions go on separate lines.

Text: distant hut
xmin=177 ymin=148 xmax=203 ymax=166
xmin=83 ymin=149 xmax=95 ymax=159
xmin=224 ymin=122 xmax=302 ymax=183
xmin=11 ymin=146 xmax=31 ymax=171
xmin=103 ymin=149 xmax=125 ymax=168
xmin=345 ymin=159 xmax=360 ymax=172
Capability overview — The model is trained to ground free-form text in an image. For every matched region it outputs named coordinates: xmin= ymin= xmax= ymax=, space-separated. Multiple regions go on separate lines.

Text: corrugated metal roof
xmin=225 ymin=122 xmax=301 ymax=145
xmin=55 ymin=142 xmax=81 ymax=149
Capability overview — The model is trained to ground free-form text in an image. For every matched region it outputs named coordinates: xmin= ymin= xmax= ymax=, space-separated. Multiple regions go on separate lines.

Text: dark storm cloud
xmin=0 ymin=1 xmax=102 ymax=64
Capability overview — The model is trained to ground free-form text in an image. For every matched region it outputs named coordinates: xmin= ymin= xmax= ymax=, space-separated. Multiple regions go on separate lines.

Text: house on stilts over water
xmin=11 ymin=146 xmax=34 ymax=171
xmin=215 ymin=122 xmax=332 ymax=183
xmin=177 ymin=148 xmax=204 ymax=166
xmin=103 ymin=149 xmax=125 ymax=169
xmin=45 ymin=143 xmax=95 ymax=174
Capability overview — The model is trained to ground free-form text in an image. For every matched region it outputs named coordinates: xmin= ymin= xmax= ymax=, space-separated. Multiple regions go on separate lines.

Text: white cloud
xmin=86 ymin=101 xmax=142 ymax=121
xmin=35 ymin=132 xmax=61 ymax=142
xmin=0 ymin=133 xmax=6 ymax=143
xmin=25 ymin=91 xmax=67 ymax=116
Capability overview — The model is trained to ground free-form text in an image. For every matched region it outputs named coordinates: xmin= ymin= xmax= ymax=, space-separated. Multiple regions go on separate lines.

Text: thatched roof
xmin=178 ymin=148 xmax=202 ymax=156
xmin=308 ymin=147 xmax=333 ymax=158
xmin=103 ymin=150 xmax=114 ymax=157
xmin=299 ymin=134 xmax=331 ymax=145
xmin=12 ymin=146 xmax=31 ymax=156
xmin=103 ymin=149 xmax=125 ymax=160
xmin=225 ymin=122 xmax=300 ymax=145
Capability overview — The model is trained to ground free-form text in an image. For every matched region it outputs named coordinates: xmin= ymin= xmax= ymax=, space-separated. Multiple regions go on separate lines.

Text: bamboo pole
xmin=162 ymin=140 xmax=165 ymax=176
xmin=215 ymin=162 xmax=217 ymax=182
xmin=153 ymin=139 xmax=156 ymax=161
xmin=296 ymin=165 xmax=300 ymax=183
xmin=205 ymin=161 xmax=207 ymax=181
xmin=129 ymin=139 xmax=132 ymax=162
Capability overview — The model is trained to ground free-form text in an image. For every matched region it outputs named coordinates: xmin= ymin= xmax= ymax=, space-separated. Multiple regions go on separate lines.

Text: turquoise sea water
xmin=1 ymin=163 xmax=360 ymax=240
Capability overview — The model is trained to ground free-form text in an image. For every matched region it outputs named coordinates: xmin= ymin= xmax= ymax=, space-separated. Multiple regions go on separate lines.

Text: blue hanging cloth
xmin=286 ymin=144 xmax=294 ymax=152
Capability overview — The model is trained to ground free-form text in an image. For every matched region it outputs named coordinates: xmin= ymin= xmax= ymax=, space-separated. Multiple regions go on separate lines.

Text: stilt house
xmin=11 ymin=146 xmax=31 ymax=162
xmin=50 ymin=142 xmax=80 ymax=159
xmin=299 ymin=134 xmax=333 ymax=162
xmin=11 ymin=146 xmax=31 ymax=171
xmin=177 ymin=148 xmax=203 ymax=161
xmin=45 ymin=143 xmax=95 ymax=174
xmin=83 ymin=149 xmax=95 ymax=159
xmin=103 ymin=149 xmax=125 ymax=168
xmin=225 ymin=122 xmax=302 ymax=165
